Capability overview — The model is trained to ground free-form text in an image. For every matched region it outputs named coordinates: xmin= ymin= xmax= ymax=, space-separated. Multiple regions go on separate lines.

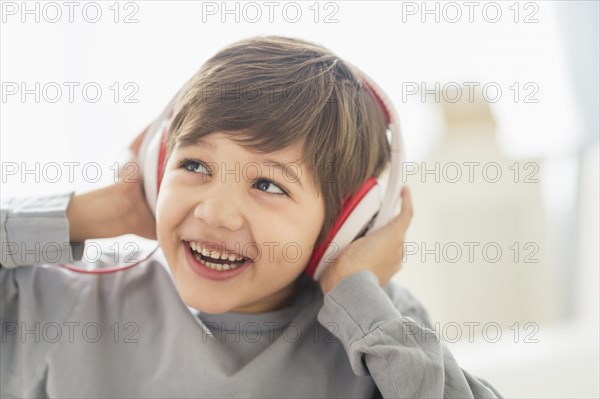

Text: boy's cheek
xmin=155 ymin=190 xmax=185 ymax=253
xmin=155 ymin=180 xmax=186 ymax=223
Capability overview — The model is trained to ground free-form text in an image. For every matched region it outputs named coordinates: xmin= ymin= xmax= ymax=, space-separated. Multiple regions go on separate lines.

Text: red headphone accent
xmin=157 ymin=127 xmax=169 ymax=195
xmin=156 ymin=109 xmax=175 ymax=194
xmin=59 ymin=246 xmax=161 ymax=274
xmin=303 ymin=176 xmax=378 ymax=278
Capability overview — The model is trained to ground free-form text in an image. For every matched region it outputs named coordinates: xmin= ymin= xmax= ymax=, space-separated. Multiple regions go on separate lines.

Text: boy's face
xmin=156 ymin=131 xmax=325 ymax=314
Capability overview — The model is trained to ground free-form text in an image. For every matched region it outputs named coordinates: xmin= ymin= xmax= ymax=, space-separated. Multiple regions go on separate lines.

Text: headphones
xmin=60 ymin=62 xmax=405 ymax=281
xmin=139 ymin=62 xmax=405 ymax=281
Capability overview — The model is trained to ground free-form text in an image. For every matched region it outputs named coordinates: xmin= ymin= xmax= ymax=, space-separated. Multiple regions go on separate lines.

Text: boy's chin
xmin=181 ymin=293 xmax=237 ymax=315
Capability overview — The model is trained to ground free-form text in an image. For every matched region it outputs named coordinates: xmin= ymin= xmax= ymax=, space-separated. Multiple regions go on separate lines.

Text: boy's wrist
xmin=319 ymin=264 xmax=358 ymax=295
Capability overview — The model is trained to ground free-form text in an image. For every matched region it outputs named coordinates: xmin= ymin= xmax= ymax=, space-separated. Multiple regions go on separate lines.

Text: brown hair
xmin=166 ymin=35 xmax=391 ymax=247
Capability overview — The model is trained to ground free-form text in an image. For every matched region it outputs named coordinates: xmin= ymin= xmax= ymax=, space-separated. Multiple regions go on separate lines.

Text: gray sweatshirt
xmin=0 ymin=192 xmax=504 ymax=398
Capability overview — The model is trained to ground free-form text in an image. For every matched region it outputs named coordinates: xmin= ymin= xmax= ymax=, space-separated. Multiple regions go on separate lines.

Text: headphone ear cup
xmin=305 ymin=177 xmax=383 ymax=281
xmin=139 ymin=118 xmax=169 ymax=216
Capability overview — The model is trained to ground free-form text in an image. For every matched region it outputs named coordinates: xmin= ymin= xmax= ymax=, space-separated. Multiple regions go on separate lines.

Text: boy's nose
xmin=192 ymin=194 xmax=245 ymax=232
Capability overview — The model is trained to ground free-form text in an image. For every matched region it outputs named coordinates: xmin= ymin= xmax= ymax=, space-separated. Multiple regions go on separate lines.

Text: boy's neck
xmin=230 ymin=275 xmax=306 ymax=314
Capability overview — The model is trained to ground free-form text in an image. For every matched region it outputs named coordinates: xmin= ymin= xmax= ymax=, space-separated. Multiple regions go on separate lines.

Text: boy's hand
xmin=67 ymin=125 xmax=157 ymax=242
xmin=113 ymin=125 xmax=157 ymax=240
xmin=318 ymin=186 xmax=414 ymax=295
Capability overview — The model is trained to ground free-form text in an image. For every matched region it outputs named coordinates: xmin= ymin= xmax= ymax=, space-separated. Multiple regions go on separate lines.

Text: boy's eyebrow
xmin=179 ymin=137 xmax=304 ymax=189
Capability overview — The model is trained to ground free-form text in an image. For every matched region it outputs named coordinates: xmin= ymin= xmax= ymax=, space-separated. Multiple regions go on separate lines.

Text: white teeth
xmin=188 ymin=241 xmax=246 ymax=262
xmin=192 ymin=251 xmax=243 ymax=271
xmin=210 ymin=261 xmax=223 ymax=271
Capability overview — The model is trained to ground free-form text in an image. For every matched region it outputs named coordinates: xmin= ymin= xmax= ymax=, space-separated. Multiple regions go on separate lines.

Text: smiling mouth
xmin=185 ymin=241 xmax=249 ymax=271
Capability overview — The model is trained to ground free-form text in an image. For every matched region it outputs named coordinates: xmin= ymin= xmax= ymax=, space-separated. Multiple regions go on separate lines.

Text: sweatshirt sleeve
xmin=1 ymin=192 xmax=84 ymax=268
xmin=316 ymin=270 xmax=504 ymax=399
xmin=1 ymin=192 xmax=88 ymax=396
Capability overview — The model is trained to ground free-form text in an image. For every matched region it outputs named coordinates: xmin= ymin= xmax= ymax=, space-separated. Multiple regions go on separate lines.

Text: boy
xmin=1 ymin=36 xmax=503 ymax=398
